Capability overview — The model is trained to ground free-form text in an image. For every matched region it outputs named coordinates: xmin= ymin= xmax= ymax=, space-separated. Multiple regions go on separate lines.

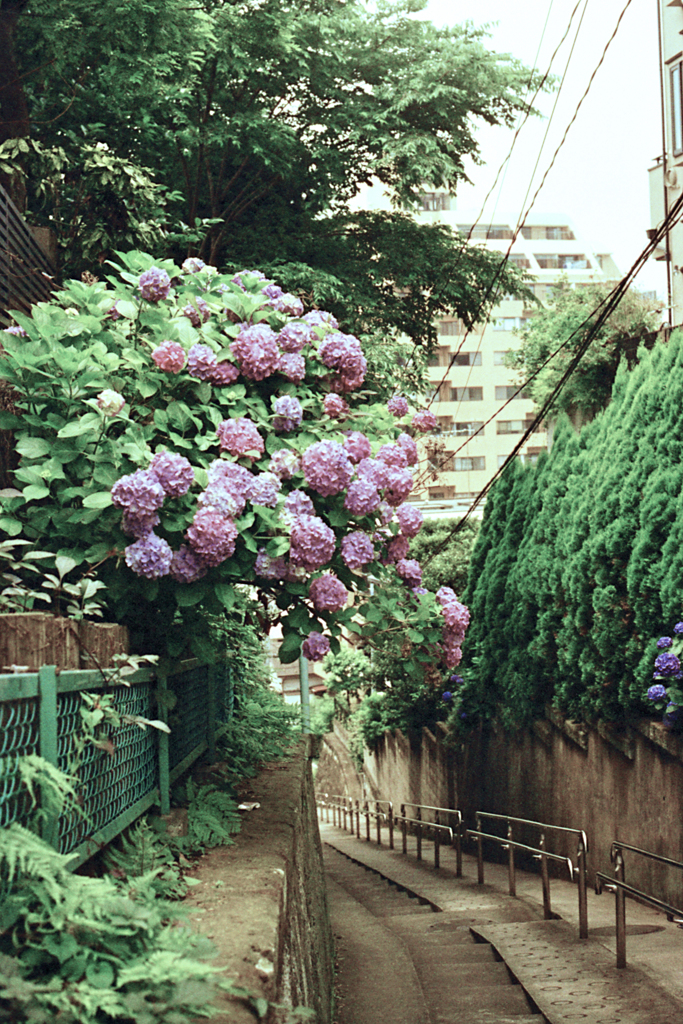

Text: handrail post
xmin=577 ymin=834 xmax=588 ymax=939
xmin=388 ymin=803 xmax=394 ymax=850
xmin=434 ymin=809 xmax=440 ymax=869
xmin=455 ymin=812 xmax=463 ymax=878
xmin=343 ymin=798 xmax=348 ymax=831
xmin=376 ymin=801 xmax=381 ymax=845
xmin=365 ymin=800 xmax=370 ymax=841
xmin=615 ymin=850 xmax=626 ymax=968
xmin=539 ymin=832 xmax=551 ymax=919
xmin=416 ymin=805 xmax=422 ymax=862
xmin=507 ymin=821 xmax=516 ymax=897
xmin=401 ymin=804 xmax=407 ymax=855
xmin=355 ymin=799 xmax=361 ymax=838
xmin=476 ymin=814 xmax=484 ymax=884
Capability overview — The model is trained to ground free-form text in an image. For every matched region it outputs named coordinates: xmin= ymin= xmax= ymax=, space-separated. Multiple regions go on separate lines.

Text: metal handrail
xmin=467 ymin=811 xmax=589 ymax=938
xmin=596 ymin=841 xmax=683 ymax=967
xmin=361 ymin=800 xmax=394 ymax=849
xmin=399 ymin=802 xmax=463 ymax=874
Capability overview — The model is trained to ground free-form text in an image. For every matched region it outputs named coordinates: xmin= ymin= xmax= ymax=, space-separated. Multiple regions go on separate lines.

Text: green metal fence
xmin=0 ymin=659 xmax=234 ymax=868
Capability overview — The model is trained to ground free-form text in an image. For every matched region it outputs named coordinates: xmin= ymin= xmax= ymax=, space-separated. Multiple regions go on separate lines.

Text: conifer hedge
xmin=460 ymin=331 xmax=683 ymax=727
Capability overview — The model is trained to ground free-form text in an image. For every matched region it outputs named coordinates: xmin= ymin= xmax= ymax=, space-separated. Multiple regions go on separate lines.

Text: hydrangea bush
xmin=0 ymin=251 xmax=468 ymax=679
xmin=646 ymin=623 xmax=683 ymax=728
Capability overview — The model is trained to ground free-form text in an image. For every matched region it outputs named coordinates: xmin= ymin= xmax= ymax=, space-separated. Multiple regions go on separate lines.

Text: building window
xmin=493 ymin=317 xmax=523 ymax=332
xmin=495 ymin=385 xmax=530 ymax=400
xmin=534 ymin=254 xmax=590 ymax=270
xmin=428 ymin=486 xmax=455 ymax=499
xmin=450 ymin=386 xmax=483 ymax=402
xmin=497 ymin=454 xmax=510 ymax=468
xmin=453 ymin=351 xmax=482 ymax=366
xmin=521 ymin=225 xmax=575 ymax=240
xmin=439 ymin=320 xmax=461 ymax=336
xmin=496 ymin=420 xmax=526 ymax=434
xmin=454 ymin=457 xmax=485 ymax=471
xmin=673 ymin=61 xmax=683 ymax=156
xmin=454 ymin=421 xmax=484 ymax=436
xmin=508 ymin=254 xmax=531 ymax=269
xmin=494 ymin=350 xmax=511 ymax=365
xmin=428 ymin=346 xmax=451 ymax=367
xmin=420 ymin=191 xmax=451 ymax=211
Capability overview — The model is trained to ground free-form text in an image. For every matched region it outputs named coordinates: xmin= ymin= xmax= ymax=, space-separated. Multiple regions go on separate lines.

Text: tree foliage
xmin=1 ymin=0 xmax=539 ymax=344
xmin=509 ymin=280 xmax=662 ymax=420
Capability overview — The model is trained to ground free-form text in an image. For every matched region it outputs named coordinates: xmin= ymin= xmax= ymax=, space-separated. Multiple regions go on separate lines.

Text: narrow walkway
xmin=321 ymin=819 xmax=683 ymax=1024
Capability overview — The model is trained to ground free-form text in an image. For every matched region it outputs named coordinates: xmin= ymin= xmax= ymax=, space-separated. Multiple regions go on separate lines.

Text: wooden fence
xmin=0 ymin=184 xmax=56 ymax=328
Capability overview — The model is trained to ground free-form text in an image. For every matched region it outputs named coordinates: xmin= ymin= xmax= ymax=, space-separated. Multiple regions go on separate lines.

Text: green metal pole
xmin=38 ymin=665 xmax=59 ymax=848
xmin=299 ymin=653 xmax=310 ymax=734
xmin=157 ymin=672 xmax=170 ymax=815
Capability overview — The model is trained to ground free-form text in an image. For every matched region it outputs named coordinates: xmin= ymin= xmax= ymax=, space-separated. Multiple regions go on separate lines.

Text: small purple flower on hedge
xmin=450 ymin=674 xmax=463 ymax=684
xmin=289 ymin=515 xmax=336 ymax=571
xmin=387 ymin=396 xmax=409 ymax=417
xmin=341 ymin=531 xmax=374 ymax=570
xmin=152 ymin=340 xmax=186 ymax=373
xmin=169 ymin=545 xmax=208 ymax=583
xmin=124 ymin=533 xmax=173 ymax=578
xmin=302 ymin=631 xmax=331 ymax=662
xmin=344 ymin=479 xmax=380 ymax=516
xmin=654 ymin=652 xmax=681 ymax=676
xmin=412 ymin=586 xmax=428 ymax=595
xmin=675 ymin=622 xmax=683 ymax=635
xmin=207 ymin=360 xmax=240 ymax=386
xmin=657 ymin=637 xmax=673 ymax=649
xmin=112 ymin=470 xmax=165 ymax=515
xmin=149 ymin=452 xmax=194 ymax=497
xmin=138 ymin=267 xmax=171 ymax=303
xmin=187 ymin=343 xmax=217 ymax=380
xmin=412 ymin=409 xmax=437 ymax=432
xmin=187 ymin=509 xmax=238 ymax=566
xmin=302 ymin=440 xmax=353 ymax=497
xmin=309 ymin=574 xmax=348 ymax=612
xmin=4 ymin=324 xmax=27 ymax=336
xmin=442 ymin=691 xmax=453 ymax=702
xmin=273 ymin=395 xmax=303 ymax=432
xmin=217 ymin=417 xmax=265 ymax=459
xmin=647 ymin=683 xmax=668 ymax=701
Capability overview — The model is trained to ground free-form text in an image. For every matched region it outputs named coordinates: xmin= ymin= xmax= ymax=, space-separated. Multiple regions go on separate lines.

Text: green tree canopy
xmin=1 ymin=0 xmax=539 ymax=345
xmin=508 ymin=280 xmax=662 ymax=421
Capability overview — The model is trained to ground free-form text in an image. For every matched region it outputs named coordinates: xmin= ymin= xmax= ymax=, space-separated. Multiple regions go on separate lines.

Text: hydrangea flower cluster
xmin=436 ymin=586 xmax=471 ymax=669
xmin=273 ymin=395 xmax=303 ymax=432
xmin=170 ymin=544 xmax=208 ymax=583
xmin=376 ymin=443 xmax=408 ymax=468
xmin=249 ymin=472 xmax=280 ymax=508
xmin=396 ymin=558 xmax=422 ymax=588
xmin=138 ymin=267 xmax=171 ymax=303
xmin=344 ymin=432 xmax=372 ymax=464
xmin=396 ymin=503 xmax=423 ymax=538
xmin=302 ymin=631 xmax=331 ymax=662
xmin=341 ymin=532 xmax=374 ymax=569
xmin=230 ymin=323 xmax=281 ymax=381
xmin=152 ymin=341 xmax=186 ymax=373
xmin=125 ymin=533 xmax=173 ymax=579
xmin=290 ymin=515 xmax=336 ymax=571
xmin=284 ymin=490 xmax=315 ymax=518
xmin=397 ymin=433 xmax=418 ymax=466
xmin=387 ymin=396 xmax=409 ymax=417
xmin=412 ymin=409 xmax=437 ymax=432
xmin=302 ymin=441 xmax=354 ymax=497
xmin=278 ymin=353 xmax=305 ymax=382
xmin=217 ymin=417 xmax=265 ymax=459
xmin=270 ymin=449 xmax=301 ymax=480
xmin=187 ymin=509 xmax=238 ymax=566
xmin=319 ymin=332 xmax=367 ymax=392
xmin=324 ymin=394 xmax=350 ymax=419
xmin=97 ymin=390 xmax=125 ymax=416
xmin=309 ymin=574 xmax=348 ymax=612
xmin=344 ymin=479 xmax=381 ymax=516
xmin=254 ymin=549 xmax=289 ymax=580
xmin=278 ymin=322 xmax=313 ymax=353
xmin=112 ymin=470 xmax=165 ymax=516
xmin=182 ymin=257 xmax=206 ymax=274
xmin=182 ymin=298 xmax=210 ymax=326
xmin=149 ymin=452 xmax=194 ymax=497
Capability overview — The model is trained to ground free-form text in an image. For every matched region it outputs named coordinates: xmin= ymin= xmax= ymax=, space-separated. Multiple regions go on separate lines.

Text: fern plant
xmin=104 ymin=818 xmax=188 ymax=899
xmin=182 ymin=779 xmax=242 ymax=852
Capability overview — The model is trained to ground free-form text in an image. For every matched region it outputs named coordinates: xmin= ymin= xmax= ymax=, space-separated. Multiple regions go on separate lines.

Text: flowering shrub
xmin=646 ymin=624 xmax=683 ymax=727
xmin=0 ymin=252 xmax=467 ymax=678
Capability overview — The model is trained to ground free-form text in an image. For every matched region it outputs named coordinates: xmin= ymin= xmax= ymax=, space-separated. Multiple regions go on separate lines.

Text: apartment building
xmin=357 ymin=186 xmax=620 ymax=510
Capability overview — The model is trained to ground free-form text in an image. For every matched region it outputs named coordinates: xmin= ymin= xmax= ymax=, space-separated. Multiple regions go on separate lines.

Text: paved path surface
xmin=321 ymin=819 xmax=683 ymax=1024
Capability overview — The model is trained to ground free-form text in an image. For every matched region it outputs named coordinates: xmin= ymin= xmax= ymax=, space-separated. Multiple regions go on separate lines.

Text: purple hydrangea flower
xmin=181 ymin=297 xmax=210 ymax=326
xmin=187 ymin=343 xmax=218 ymax=381
xmin=290 ymin=515 xmax=336 ymax=571
xmin=383 ymin=466 xmax=413 ymax=507
xmin=657 ymin=637 xmax=673 ymax=649
xmin=107 ymin=304 xmax=121 ymax=321
xmin=344 ymin=479 xmax=381 ymax=517
xmin=648 ymin=683 xmax=668 ymax=701
xmin=356 ymin=457 xmax=388 ymax=489
xmin=255 ymin=549 xmax=289 ymax=580
xmin=232 ymin=269 xmax=267 ymax=289
xmin=207 ymin=460 xmax=253 ymax=501
xmin=269 ymin=449 xmax=301 ymax=480
xmin=278 ymin=322 xmax=313 ymax=353
xmin=675 ymin=623 xmax=683 ymax=634
xmin=302 ymin=440 xmax=353 ymax=497
xmin=169 ymin=545 xmax=208 ymax=583
xmin=324 ymin=394 xmax=350 ymax=419
xmin=654 ymin=652 xmax=682 ymax=677
xmin=344 ymin=432 xmax=372 ymax=465
xmin=442 ymin=691 xmax=453 ymax=702
xmin=230 ymin=323 xmax=280 ymax=380
xmin=217 ymin=417 xmax=265 ymax=459
xmin=124 ymin=533 xmax=173 ymax=578
xmin=152 ymin=341 xmax=186 ymax=373
xmin=412 ymin=409 xmax=437 ymax=432
xmin=443 ymin=636 xmax=462 ymax=669
xmin=4 ymin=324 xmax=27 ymax=337
xmin=378 ymin=501 xmax=394 ymax=525
xmin=284 ymin=490 xmax=315 ymax=517
xmin=207 ymin=360 xmax=240 ymax=385
xmin=302 ymin=631 xmax=331 ymax=662
xmin=396 ymin=558 xmax=422 ymax=587
xmin=182 ymin=257 xmax=206 ymax=274
xmin=138 ymin=267 xmax=171 ymax=303
xmin=248 ymin=472 xmax=281 ymax=507
xmin=273 ymin=395 xmax=303 ymax=432
xmin=187 ymin=509 xmax=238 ymax=566
xmin=341 ymin=532 xmax=374 ymax=570
xmin=262 ymin=283 xmax=283 ymax=301
xmin=309 ymin=574 xmax=348 ymax=612
xmin=121 ymin=510 xmax=160 ymax=538
xmin=149 ymin=452 xmax=194 ymax=497
xmin=97 ymin=389 xmax=125 ymax=416
xmin=318 ymin=332 xmax=367 ymax=392
xmin=388 ymin=396 xmax=409 ymax=417
xmin=450 ymin=674 xmax=464 ymax=684
xmin=376 ymin=443 xmax=408 ymax=469
xmin=278 ymin=353 xmax=306 ymax=383
xmin=386 ymin=534 xmax=410 ymax=563
xmin=111 ymin=470 xmax=165 ymax=515
xmin=412 ymin=586 xmax=428 ymax=595
xmin=396 ymin=503 xmax=423 ymax=538
xmin=269 ymin=292 xmax=304 ymax=317
xmin=397 ymin=433 xmax=418 ymax=466
xmin=303 ymin=310 xmax=338 ymax=330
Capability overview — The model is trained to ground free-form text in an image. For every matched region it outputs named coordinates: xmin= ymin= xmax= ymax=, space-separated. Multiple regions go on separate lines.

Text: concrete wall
xmin=321 ymin=712 xmax=683 ymax=907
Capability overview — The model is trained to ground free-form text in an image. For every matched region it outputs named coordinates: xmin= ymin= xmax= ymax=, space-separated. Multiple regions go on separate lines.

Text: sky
xmin=419 ymin=0 xmax=665 ymax=296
